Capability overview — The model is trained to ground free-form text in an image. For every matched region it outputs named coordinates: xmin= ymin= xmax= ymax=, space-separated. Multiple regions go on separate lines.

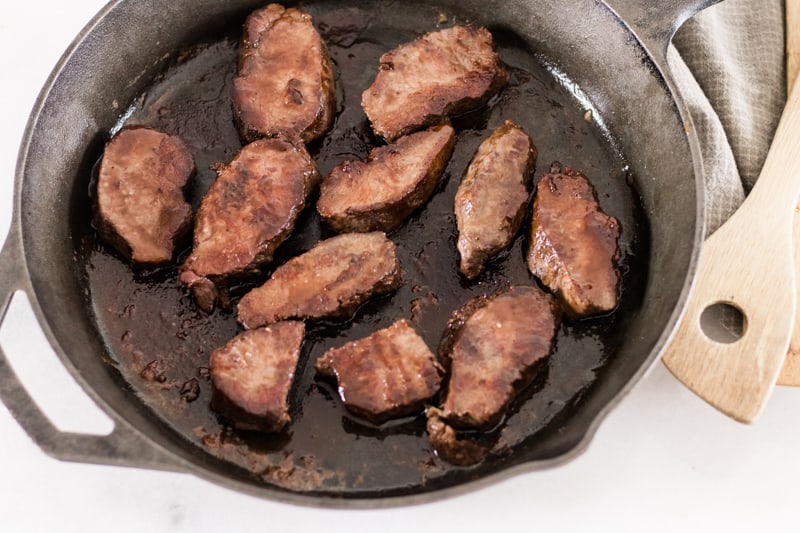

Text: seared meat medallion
xmin=232 ymin=4 xmax=335 ymax=143
xmin=180 ymin=138 xmax=320 ymax=313
xmin=362 ymin=25 xmax=508 ymax=141
xmin=435 ymin=285 xmax=560 ymax=430
xmin=95 ymin=126 xmax=194 ymax=264
xmin=427 ymin=285 xmax=560 ymax=464
xmin=209 ymin=321 xmax=305 ymax=432
xmin=527 ymin=163 xmax=621 ymax=318
xmin=237 ymin=232 xmax=402 ymax=329
xmin=455 ymin=120 xmax=537 ymax=279
xmin=317 ymin=124 xmax=456 ymax=233
xmin=315 ymin=319 xmax=443 ymax=423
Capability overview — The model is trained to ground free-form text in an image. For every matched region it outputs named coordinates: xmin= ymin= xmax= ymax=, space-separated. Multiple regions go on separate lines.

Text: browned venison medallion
xmin=95 ymin=126 xmax=194 ymax=264
xmin=315 ymin=319 xmax=443 ymax=423
xmin=210 ymin=321 xmax=305 ymax=432
xmin=455 ymin=120 xmax=537 ymax=279
xmin=180 ymin=138 xmax=320 ymax=312
xmin=436 ymin=285 xmax=561 ymax=430
xmin=427 ymin=285 xmax=560 ymax=464
xmin=317 ymin=124 xmax=456 ymax=233
xmin=362 ymin=25 xmax=508 ymax=141
xmin=527 ymin=163 xmax=621 ymax=318
xmin=237 ymin=232 xmax=402 ymax=329
xmin=232 ymin=4 xmax=335 ymax=143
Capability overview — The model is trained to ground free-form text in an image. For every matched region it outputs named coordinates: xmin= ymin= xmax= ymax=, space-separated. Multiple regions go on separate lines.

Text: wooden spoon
xmin=661 ymin=65 xmax=800 ymax=422
xmin=777 ymin=0 xmax=800 ymax=385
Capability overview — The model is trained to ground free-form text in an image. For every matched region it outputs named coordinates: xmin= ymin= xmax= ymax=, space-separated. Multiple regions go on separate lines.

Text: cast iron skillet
xmin=0 ymin=0 xmax=716 ymax=506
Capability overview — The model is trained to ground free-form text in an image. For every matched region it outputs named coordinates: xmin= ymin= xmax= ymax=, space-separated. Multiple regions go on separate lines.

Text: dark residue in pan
xmin=74 ymin=3 xmax=649 ymax=497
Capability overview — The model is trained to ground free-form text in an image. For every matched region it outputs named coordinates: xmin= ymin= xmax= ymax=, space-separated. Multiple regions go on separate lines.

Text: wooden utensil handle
xmin=777 ymin=0 xmax=800 ymax=385
xmin=788 ymin=0 xmax=800 ymax=95
xmin=662 ymin=62 xmax=800 ymax=422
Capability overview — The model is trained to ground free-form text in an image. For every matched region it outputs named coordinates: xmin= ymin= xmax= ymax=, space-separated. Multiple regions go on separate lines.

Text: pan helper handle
xmin=661 ymin=70 xmax=800 ymax=423
xmin=0 ymin=225 xmax=181 ymax=471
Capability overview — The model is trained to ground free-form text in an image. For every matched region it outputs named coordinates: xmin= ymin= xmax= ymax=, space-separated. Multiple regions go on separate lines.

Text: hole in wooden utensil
xmin=700 ymin=302 xmax=746 ymax=344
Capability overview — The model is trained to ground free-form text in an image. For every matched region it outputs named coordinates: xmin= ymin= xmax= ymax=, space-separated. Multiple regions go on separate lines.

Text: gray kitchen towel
xmin=667 ymin=0 xmax=785 ymax=236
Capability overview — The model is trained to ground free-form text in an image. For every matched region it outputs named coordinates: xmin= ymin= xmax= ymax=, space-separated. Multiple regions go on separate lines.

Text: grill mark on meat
xmin=317 ymin=124 xmax=455 ymax=233
xmin=180 ymin=138 xmax=320 ymax=312
xmin=362 ymin=25 xmax=508 ymax=141
xmin=526 ymin=162 xmax=621 ymax=318
xmin=236 ymin=232 xmax=402 ymax=329
xmin=455 ymin=120 xmax=537 ymax=279
xmin=95 ymin=126 xmax=194 ymax=264
xmin=437 ymin=286 xmax=561 ymax=430
xmin=315 ymin=319 xmax=443 ymax=423
xmin=210 ymin=321 xmax=305 ymax=432
xmin=232 ymin=4 xmax=336 ymax=143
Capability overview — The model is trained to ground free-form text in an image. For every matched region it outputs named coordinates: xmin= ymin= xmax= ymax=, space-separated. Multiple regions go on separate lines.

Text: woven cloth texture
xmin=668 ymin=0 xmax=785 ymax=235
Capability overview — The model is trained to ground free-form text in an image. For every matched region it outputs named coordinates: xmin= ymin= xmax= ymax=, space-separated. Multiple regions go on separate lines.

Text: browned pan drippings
xmin=74 ymin=3 xmax=648 ymax=497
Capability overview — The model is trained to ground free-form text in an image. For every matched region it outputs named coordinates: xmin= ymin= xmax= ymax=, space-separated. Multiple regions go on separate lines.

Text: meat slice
xmin=237 ymin=232 xmax=402 ymax=329
xmin=210 ymin=321 xmax=305 ymax=432
xmin=232 ymin=4 xmax=335 ymax=143
xmin=180 ymin=138 xmax=320 ymax=312
xmin=362 ymin=25 xmax=508 ymax=141
xmin=95 ymin=126 xmax=194 ymax=264
xmin=315 ymin=319 xmax=443 ymax=423
xmin=426 ymin=408 xmax=490 ymax=466
xmin=437 ymin=285 xmax=560 ymax=430
xmin=526 ymin=163 xmax=621 ymax=318
xmin=455 ymin=121 xmax=537 ymax=279
xmin=317 ymin=124 xmax=455 ymax=233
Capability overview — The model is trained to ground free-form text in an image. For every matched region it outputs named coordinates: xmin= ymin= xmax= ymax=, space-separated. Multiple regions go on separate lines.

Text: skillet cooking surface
xmin=72 ymin=2 xmax=648 ymax=498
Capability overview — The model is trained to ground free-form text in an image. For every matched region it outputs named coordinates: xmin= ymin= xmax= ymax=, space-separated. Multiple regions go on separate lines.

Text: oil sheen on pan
xmin=73 ymin=3 xmax=649 ymax=497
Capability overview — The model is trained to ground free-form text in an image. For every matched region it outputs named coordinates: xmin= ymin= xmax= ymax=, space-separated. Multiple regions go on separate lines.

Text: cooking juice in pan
xmin=74 ymin=3 xmax=648 ymax=497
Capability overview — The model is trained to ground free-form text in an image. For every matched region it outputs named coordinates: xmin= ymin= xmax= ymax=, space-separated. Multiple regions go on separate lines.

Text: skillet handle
xmin=0 ymin=226 xmax=181 ymax=472
xmin=603 ymin=0 xmax=722 ymax=66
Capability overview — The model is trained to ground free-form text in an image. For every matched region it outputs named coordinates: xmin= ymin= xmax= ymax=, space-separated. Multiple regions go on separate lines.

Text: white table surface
xmin=2 ymin=2 xmax=799 ymax=531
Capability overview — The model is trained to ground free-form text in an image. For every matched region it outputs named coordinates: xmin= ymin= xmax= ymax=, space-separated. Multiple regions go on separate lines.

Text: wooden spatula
xmin=777 ymin=0 xmax=800 ymax=386
xmin=661 ymin=54 xmax=800 ymax=422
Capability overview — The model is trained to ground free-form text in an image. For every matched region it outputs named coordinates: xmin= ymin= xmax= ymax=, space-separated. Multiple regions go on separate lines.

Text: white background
xmin=1 ymin=2 xmax=799 ymax=532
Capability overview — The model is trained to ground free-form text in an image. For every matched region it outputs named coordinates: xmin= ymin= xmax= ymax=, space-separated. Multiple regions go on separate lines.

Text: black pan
xmin=0 ymin=0 xmax=713 ymax=506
